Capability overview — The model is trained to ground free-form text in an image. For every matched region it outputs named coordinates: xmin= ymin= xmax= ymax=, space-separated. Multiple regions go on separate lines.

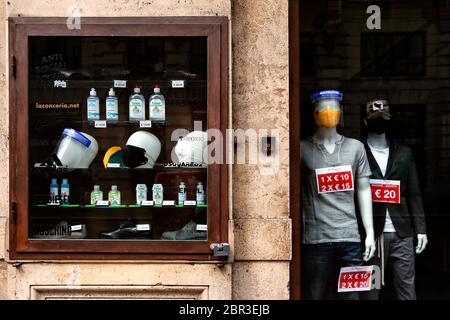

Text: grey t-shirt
xmin=301 ymin=135 xmax=372 ymax=244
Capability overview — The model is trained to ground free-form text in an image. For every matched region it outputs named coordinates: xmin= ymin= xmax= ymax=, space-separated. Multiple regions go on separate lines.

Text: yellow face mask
xmin=314 ymin=108 xmax=341 ymax=128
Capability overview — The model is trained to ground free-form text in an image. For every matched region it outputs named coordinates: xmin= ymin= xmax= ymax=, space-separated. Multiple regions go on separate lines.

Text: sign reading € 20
xmin=370 ymin=179 xmax=400 ymax=204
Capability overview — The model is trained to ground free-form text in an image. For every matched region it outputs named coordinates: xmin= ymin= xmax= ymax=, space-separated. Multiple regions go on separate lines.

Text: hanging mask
xmin=367 ymin=118 xmax=390 ymax=134
xmin=314 ymin=108 xmax=341 ymax=129
xmin=122 ymin=145 xmax=148 ymax=169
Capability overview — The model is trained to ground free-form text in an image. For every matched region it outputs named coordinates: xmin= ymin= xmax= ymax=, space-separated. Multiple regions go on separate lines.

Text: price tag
xmin=71 ymin=225 xmax=83 ymax=232
xmin=96 ymin=200 xmax=109 ymax=207
xmin=114 ymin=80 xmax=127 ymax=88
xmin=107 ymin=163 xmax=121 ymax=168
xmin=139 ymin=120 xmax=152 ymax=128
xmin=316 ymin=165 xmax=354 ymax=194
xmin=370 ymin=179 xmax=401 ymax=204
xmin=196 ymin=224 xmax=208 ymax=232
xmin=184 ymin=201 xmax=197 ymax=206
xmin=48 ymin=202 xmax=60 ymax=206
xmin=338 ymin=266 xmax=373 ymax=292
xmin=141 ymin=201 xmax=154 ymax=207
xmin=94 ymin=120 xmax=107 ymax=128
xmin=163 ymin=200 xmax=175 ymax=206
xmin=54 ymin=80 xmax=67 ymax=88
xmin=137 ymin=224 xmax=151 ymax=231
xmin=172 ymin=80 xmax=185 ymax=88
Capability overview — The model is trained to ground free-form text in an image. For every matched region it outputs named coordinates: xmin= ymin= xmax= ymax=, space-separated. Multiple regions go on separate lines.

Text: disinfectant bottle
xmin=87 ymin=88 xmax=100 ymax=120
xmin=106 ymin=88 xmax=119 ymax=121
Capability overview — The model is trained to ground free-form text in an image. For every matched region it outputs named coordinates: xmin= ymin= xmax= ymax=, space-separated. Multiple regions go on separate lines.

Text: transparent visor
xmin=314 ymin=99 xmax=341 ymax=112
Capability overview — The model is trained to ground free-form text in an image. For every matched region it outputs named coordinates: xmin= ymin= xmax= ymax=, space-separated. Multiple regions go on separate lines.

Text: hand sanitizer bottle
xmin=60 ymin=178 xmax=70 ymax=204
xmin=152 ymin=184 xmax=164 ymax=206
xmin=196 ymin=182 xmax=205 ymax=205
xmin=149 ymin=84 xmax=165 ymax=123
xmin=90 ymin=185 xmax=103 ymax=205
xmin=49 ymin=178 xmax=59 ymax=204
xmin=106 ymin=88 xmax=119 ymax=121
xmin=108 ymin=185 xmax=121 ymax=206
xmin=178 ymin=182 xmax=186 ymax=206
xmin=87 ymin=88 xmax=100 ymax=120
xmin=129 ymin=85 xmax=145 ymax=122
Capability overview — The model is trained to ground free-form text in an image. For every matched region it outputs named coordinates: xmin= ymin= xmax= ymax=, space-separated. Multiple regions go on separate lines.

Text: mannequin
xmin=363 ymin=99 xmax=427 ymax=300
xmin=301 ymin=90 xmax=376 ymax=300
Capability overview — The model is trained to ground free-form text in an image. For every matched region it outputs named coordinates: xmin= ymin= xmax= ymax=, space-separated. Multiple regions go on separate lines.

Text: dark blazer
xmin=365 ymin=143 xmax=427 ymax=238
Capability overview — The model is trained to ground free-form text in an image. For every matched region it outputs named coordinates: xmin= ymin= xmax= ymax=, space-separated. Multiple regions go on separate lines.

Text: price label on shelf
xmin=94 ymin=120 xmax=107 ymax=128
xmin=54 ymin=80 xmax=67 ymax=88
xmin=184 ymin=201 xmax=197 ymax=206
xmin=71 ymin=225 xmax=83 ymax=232
xmin=338 ymin=266 xmax=373 ymax=292
xmin=370 ymin=179 xmax=401 ymax=204
xmin=139 ymin=120 xmax=152 ymax=128
xmin=107 ymin=163 xmax=121 ymax=168
xmin=114 ymin=80 xmax=127 ymax=88
xmin=141 ymin=201 xmax=154 ymax=207
xmin=196 ymin=224 xmax=207 ymax=232
xmin=96 ymin=200 xmax=109 ymax=207
xmin=163 ymin=200 xmax=175 ymax=206
xmin=316 ymin=165 xmax=354 ymax=194
xmin=172 ymin=80 xmax=185 ymax=88
xmin=137 ymin=224 xmax=151 ymax=231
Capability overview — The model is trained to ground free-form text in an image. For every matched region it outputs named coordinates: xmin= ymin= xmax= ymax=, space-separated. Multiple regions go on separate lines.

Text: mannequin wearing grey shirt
xmin=301 ymin=135 xmax=372 ymax=244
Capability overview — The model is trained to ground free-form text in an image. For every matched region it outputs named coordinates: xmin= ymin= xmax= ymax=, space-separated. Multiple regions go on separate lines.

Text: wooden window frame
xmin=8 ymin=17 xmax=229 ymax=261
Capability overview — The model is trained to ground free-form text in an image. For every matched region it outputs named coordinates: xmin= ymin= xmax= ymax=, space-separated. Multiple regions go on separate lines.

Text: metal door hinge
xmin=11 ymin=56 xmax=16 ymax=78
xmin=11 ymin=201 xmax=17 ymax=224
xmin=210 ymin=243 xmax=230 ymax=257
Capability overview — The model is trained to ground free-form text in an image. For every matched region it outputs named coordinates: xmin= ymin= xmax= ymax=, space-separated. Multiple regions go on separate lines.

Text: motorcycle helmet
xmin=123 ymin=131 xmax=161 ymax=169
xmin=173 ymin=131 xmax=208 ymax=165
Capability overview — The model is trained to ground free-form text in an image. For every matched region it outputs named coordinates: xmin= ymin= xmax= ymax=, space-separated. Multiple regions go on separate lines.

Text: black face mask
xmin=122 ymin=145 xmax=148 ymax=169
xmin=367 ymin=118 xmax=390 ymax=134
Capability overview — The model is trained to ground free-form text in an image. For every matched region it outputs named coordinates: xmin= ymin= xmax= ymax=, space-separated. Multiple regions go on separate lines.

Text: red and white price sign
xmin=315 ymin=165 xmax=354 ymax=194
xmin=370 ymin=179 xmax=401 ymax=204
xmin=338 ymin=266 xmax=373 ymax=292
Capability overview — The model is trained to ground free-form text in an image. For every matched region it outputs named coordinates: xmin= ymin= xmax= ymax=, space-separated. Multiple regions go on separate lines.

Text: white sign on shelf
xmin=196 ymin=224 xmax=208 ymax=232
xmin=94 ymin=120 xmax=107 ymax=128
xmin=107 ymin=163 xmax=121 ymax=168
xmin=184 ymin=201 xmax=197 ymax=206
xmin=139 ymin=120 xmax=152 ymax=128
xmin=96 ymin=200 xmax=109 ymax=207
xmin=172 ymin=80 xmax=185 ymax=88
xmin=163 ymin=200 xmax=175 ymax=206
xmin=141 ymin=201 xmax=154 ymax=207
xmin=137 ymin=224 xmax=151 ymax=231
xmin=54 ymin=80 xmax=67 ymax=88
xmin=114 ymin=80 xmax=127 ymax=88
xmin=71 ymin=225 xmax=83 ymax=232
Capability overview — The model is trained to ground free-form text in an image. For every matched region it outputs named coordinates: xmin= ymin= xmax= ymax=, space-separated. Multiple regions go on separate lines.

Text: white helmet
xmin=123 ymin=131 xmax=161 ymax=169
xmin=173 ymin=131 xmax=208 ymax=165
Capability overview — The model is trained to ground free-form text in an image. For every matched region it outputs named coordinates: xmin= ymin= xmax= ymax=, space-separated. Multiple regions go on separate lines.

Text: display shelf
xmin=30 ymin=79 xmax=207 ymax=90
xmin=33 ymin=203 xmax=208 ymax=209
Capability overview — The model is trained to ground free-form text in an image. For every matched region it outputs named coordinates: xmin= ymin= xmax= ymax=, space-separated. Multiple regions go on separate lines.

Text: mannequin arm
xmin=416 ymin=234 xmax=428 ymax=254
xmin=356 ymin=177 xmax=376 ymax=261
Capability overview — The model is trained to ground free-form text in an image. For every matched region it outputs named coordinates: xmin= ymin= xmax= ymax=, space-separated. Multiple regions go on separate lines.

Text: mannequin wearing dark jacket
xmin=365 ymin=144 xmax=427 ymax=238
xmin=362 ymin=99 xmax=427 ymax=300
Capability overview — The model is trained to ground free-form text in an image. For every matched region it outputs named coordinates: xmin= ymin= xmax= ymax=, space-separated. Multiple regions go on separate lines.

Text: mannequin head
xmin=364 ymin=99 xmax=392 ymax=134
xmin=310 ymin=90 xmax=343 ymax=129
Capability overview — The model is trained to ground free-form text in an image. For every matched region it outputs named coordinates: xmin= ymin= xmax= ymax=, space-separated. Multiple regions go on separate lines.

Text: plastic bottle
xmin=106 ymin=88 xmax=119 ymax=121
xmin=87 ymin=88 xmax=100 ymax=120
xmin=60 ymin=178 xmax=70 ymax=204
xmin=136 ymin=184 xmax=148 ymax=205
xmin=108 ymin=185 xmax=121 ymax=206
xmin=152 ymin=184 xmax=164 ymax=206
xmin=90 ymin=185 xmax=103 ymax=205
xmin=49 ymin=178 xmax=59 ymax=204
xmin=196 ymin=182 xmax=205 ymax=205
xmin=129 ymin=85 xmax=145 ymax=122
xmin=149 ymin=84 xmax=165 ymax=123
xmin=178 ymin=182 xmax=186 ymax=206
